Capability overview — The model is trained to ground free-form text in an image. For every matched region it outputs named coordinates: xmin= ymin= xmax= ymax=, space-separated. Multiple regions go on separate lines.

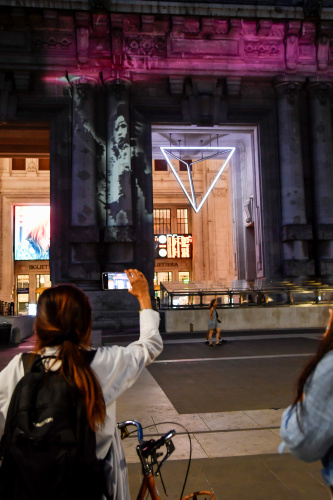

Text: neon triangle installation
xmin=160 ymin=146 xmax=236 ymax=213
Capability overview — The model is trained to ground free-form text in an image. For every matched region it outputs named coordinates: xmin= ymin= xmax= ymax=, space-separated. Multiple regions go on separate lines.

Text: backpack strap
xmin=82 ymin=349 xmax=97 ymax=365
xmin=21 ymin=353 xmax=41 ymax=374
xmin=21 ymin=350 xmax=97 ymax=374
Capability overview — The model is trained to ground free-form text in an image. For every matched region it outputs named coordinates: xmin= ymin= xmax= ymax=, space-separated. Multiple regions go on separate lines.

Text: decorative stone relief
xmin=125 ymin=35 xmax=167 ymax=58
xmin=244 ymin=42 xmax=281 ymax=57
xmin=32 ymin=32 xmax=73 ymax=51
xmin=27 ymin=160 xmax=37 ymax=172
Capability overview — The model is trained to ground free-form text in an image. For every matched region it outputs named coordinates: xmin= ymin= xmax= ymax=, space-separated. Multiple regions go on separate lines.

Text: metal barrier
xmin=159 ymin=280 xmax=333 ymax=310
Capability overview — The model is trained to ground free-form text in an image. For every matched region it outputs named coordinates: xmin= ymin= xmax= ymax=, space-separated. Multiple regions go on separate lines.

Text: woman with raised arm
xmin=0 ymin=269 xmax=162 ymax=500
xmin=280 ymin=308 xmax=333 ymax=497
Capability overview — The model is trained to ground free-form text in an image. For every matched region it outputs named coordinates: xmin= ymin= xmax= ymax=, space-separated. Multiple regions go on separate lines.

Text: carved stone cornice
xmin=2 ymin=11 xmax=333 ymax=79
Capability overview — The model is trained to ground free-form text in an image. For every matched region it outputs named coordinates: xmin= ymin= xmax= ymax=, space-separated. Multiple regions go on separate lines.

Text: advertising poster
xmin=14 ymin=206 xmax=50 ymax=261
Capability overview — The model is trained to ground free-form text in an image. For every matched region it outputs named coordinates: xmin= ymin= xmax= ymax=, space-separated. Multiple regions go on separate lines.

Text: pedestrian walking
xmin=207 ymin=298 xmax=226 ymax=346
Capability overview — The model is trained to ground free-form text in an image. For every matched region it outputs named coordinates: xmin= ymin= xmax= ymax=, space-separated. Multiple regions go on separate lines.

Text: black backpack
xmin=0 ymin=351 xmax=109 ymax=500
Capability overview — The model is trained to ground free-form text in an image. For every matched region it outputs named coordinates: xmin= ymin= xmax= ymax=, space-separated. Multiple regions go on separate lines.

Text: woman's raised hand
xmin=124 ymin=269 xmax=152 ymax=310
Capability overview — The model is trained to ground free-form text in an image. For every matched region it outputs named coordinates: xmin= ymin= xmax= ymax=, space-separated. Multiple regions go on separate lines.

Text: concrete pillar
xmin=308 ymin=81 xmax=333 ymax=276
xmin=275 ymin=81 xmax=314 ymax=276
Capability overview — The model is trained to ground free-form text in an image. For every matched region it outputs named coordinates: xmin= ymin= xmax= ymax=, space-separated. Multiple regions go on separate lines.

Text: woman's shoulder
xmin=315 ymin=350 xmax=333 ymax=376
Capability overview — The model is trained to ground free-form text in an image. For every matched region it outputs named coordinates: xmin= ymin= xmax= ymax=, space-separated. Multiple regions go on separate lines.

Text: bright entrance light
xmin=160 ymin=146 xmax=235 ymax=213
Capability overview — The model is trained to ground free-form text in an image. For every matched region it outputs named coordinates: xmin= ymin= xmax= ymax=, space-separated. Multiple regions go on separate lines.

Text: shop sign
xmin=154 ymin=234 xmax=192 ymax=259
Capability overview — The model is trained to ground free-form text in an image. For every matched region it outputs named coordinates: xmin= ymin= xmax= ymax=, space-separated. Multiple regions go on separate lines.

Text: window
xmin=154 ymin=159 xmax=168 ymax=171
xmin=154 ymin=272 xmax=173 ymax=286
xmin=36 ymin=274 xmax=51 ymax=302
xmin=178 ymin=271 xmax=190 ymax=283
xmin=179 ymin=162 xmax=192 ymax=171
xmin=17 ymin=275 xmax=29 ymax=315
xmin=39 ymin=159 xmax=50 ymax=171
xmin=153 ymin=209 xmax=171 ymax=234
xmin=177 ymin=208 xmax=189 ymax=234
xmin=12 ymin=158 xmax=25 ymax=171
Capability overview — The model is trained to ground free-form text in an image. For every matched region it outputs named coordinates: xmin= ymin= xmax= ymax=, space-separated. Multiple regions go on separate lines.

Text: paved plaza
xmin=0 ymin=327 xmax=330 ymax=499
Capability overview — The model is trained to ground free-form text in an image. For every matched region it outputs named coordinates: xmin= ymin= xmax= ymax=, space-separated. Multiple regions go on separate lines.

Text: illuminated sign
xmin=160 ymin=146 xmax=235 ymax=213
xmin=155 ymin=234 xmax=192 ymax=259
xmin=14 ymin=206 xmax=50 ymax=261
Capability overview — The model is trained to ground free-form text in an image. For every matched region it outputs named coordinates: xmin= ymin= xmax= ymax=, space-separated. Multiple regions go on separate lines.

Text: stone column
xmin=71 ymin=79 xmax=98 ymax=226
xmin=275 ymin=81 xmax=314 ymax=276
xmin=101 ymin=79 xmax=134 ymax=268
xmin=131 ymin=107 xmax=155 ymax=286
xmin=105 ymin=80 xmax=133 ymax=236
xmin=69 ymin=78 xmax=100 ymax=280
xmin=308 ymin=81 xmax=333 ymax=276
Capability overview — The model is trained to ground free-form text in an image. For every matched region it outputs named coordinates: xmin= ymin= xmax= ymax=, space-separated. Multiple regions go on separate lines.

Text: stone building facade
xmin=1 ymin=0 xmax=333 ymax=326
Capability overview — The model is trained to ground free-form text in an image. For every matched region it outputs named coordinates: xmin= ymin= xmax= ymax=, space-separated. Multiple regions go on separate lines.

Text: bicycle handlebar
xmin=117 ymin=419 xmax=144 ymax=442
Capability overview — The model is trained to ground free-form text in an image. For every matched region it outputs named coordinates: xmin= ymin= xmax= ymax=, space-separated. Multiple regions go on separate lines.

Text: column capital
xmin=67 ymin=76 xmax=101 ymax=98
xmin=307 ymin=81 xmax=332 ymax=103
xmin=274 ymin=80 xmax=302 ymax=104
xmin=104 ymin=78 xmax=132 ymax=103
xmin=103 ymin=77 xmax=132 ymax=89
xmin=69 ymin=75 xmax=100 ymax=86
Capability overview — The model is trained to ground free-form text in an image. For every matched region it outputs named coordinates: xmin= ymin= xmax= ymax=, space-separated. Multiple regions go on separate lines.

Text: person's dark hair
xmin=209 ymin=298 xmax=217 ymax=309
xmin=292 ymin=324 xmax=333 ymax=414
xmin=34 ymin=284 xmax=106 ymax=431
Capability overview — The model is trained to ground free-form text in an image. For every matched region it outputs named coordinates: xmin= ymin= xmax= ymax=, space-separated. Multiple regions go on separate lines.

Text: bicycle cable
xmin=139 ymin=421 xmax=193 ymax=500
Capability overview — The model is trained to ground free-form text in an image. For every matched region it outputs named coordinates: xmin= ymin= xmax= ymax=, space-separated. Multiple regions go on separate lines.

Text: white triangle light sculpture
xmin=160 ymin=146 xmax=236 ymax=213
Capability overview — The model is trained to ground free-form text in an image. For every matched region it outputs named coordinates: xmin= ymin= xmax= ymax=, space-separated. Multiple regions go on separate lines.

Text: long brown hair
xmin=34 ymin=284 xmax=106 ymax=431
xmin=292 ymin=324 xmax=333 ymax=413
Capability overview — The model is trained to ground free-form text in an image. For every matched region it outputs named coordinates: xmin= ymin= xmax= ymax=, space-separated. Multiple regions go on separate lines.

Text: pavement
xmin=0 ymin=327 xmax=330 ymax=499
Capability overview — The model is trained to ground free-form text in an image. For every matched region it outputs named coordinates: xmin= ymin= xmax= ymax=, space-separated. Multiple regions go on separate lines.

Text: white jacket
xmin=0 ymin=308 xmax=163 ymax=500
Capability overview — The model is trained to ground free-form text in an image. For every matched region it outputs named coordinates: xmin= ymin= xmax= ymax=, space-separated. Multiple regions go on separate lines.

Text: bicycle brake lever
xmin=155 ymin=439 xmax=175 ymax=475
xmin=149 ymin=451 xmax=163 ymax=469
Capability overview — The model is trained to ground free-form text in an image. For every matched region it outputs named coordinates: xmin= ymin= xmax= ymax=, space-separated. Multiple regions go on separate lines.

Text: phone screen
xmin=102 ymin=272 xmax=131 ymax=290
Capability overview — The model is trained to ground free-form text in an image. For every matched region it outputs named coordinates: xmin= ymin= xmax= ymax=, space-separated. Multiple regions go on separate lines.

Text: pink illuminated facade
xmin=1 ymin=0 xmax=333 ymax=325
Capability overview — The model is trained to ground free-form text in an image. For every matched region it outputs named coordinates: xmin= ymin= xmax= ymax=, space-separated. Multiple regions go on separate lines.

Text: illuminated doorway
xmin=151 ymin=125 xmax=262 ymax=287
xmin=0 ymin=125 xmax=50 ymax=315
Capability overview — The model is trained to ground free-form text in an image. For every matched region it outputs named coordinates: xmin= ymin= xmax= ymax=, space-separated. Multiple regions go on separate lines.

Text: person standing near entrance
xmin=207 ymin=298 xmax=225 ymax=346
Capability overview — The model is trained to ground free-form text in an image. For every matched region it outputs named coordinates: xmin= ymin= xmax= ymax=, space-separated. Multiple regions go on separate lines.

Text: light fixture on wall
xmin=160 ymin=146 xmax=235 ymax=213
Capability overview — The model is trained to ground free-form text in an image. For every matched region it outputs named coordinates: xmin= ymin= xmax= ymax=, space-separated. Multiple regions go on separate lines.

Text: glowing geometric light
xmin=160 ymin=146 xmax=235 ymax=213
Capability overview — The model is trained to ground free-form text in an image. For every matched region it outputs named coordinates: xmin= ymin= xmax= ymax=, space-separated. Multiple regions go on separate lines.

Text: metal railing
xmin=159 ymin=279 xmax=333 ymax=310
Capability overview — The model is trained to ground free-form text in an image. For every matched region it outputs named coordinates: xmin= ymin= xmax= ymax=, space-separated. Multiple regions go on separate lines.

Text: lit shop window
xmin=153 ymin=209 xmax=171 ymax=234
xmin=178 ymin=271 xmax=190 ymax=283
xmin=36 ymin=274 xmax=52 ymax=302
xmin=17 ymin=274 xmax=29 ymax=315
xmin=154 ymin=272 xmax=173 ymax=286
